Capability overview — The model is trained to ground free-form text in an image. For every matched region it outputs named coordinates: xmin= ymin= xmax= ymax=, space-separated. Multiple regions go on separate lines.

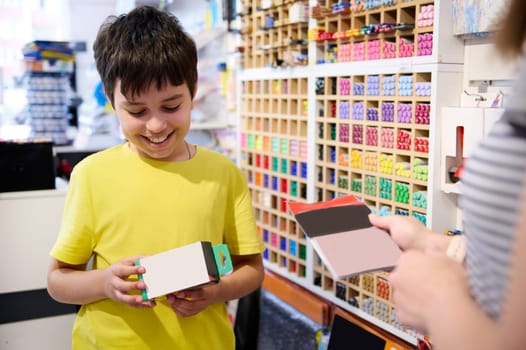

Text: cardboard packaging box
xmin=135 ymin=241 xmax=233 ymax=301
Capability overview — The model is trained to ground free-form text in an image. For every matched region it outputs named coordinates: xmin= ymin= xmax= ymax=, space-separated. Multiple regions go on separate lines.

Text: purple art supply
xmin=352 ymin=101 xmax=364 ymax=120
xmin=353 ymin=83 xmax=365 ymax=96
xmin=367 ymin=108 xmax=379 ymax=121
xmin=339 ymin=101 xmax=350 ymax=119
xmin=397 ymin=103 xmax=412 ymax=123
xmin=382 ymin=102 xmax=395 ymax=122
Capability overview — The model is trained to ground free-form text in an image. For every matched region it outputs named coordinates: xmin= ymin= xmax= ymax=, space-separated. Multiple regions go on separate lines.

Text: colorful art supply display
xmin=239 ymin=0 xmax=439 ymax=68
xmin=239 ymin=0 xmax=462 ymax=344
xmin=241 ymin=77 xmax=310 ymax=274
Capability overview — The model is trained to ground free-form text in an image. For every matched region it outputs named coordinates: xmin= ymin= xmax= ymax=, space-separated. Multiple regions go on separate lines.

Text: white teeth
xmin=148 ymin=135 xmax=168 ymax=143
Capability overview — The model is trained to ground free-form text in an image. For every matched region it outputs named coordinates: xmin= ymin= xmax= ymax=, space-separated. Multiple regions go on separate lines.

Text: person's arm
xmin=498 ymin=185 xmax=526 ymax=349
xmin=389 ymin=181 xmax=526 ymax=350
xmin=218 ymin=253 xmax=265 ymax=299
xmin=368 ymin=213 xmax=452 ymax=252
xmin=47 ymin=257 xmax=155 ymax=308
xmin=426 ymin=181 xmax=526 ymax=350
xmin=166 ymin=253 xmax=264 ymax=317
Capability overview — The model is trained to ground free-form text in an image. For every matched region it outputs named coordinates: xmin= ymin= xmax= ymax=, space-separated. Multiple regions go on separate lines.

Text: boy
xmin=47 ymin=6 xmax=265 ymax=349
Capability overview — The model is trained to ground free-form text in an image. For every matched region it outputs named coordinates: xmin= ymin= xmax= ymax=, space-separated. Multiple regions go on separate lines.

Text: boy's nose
xmin=146 ymin=115 xmax=166 ymax=133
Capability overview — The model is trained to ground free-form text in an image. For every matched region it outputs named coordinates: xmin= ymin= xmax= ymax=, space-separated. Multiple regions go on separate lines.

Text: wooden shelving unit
xmin=311 ymin=1 xmax=436 ymax=64
xmin=238 ymin=0 xmax=465 ymax=344
xmin=240 ymin=0 xmax=309 ymax=68
xmin=241 ymin=76 xmax=310 ymax=279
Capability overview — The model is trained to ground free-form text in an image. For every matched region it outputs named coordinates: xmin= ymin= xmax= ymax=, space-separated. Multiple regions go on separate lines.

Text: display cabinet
xmin=238 ymin=0 xmax=464 ymax=344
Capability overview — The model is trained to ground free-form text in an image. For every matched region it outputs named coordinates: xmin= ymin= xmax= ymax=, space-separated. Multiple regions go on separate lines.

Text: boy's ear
xmin=192 ymin=82 xmax=198 ymax=99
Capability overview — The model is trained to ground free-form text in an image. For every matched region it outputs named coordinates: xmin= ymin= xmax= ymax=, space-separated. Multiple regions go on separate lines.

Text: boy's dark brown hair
xmin=93 ymin=6 xmax=198 ymax=104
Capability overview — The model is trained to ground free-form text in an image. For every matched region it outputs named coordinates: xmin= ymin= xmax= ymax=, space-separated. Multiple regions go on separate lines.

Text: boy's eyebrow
xmin=123 ymin=93 xmax=184 ymax=106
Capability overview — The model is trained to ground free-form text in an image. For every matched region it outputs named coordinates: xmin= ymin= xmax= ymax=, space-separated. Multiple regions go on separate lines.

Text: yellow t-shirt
xmin=50 ymin=144 xmax=265 ymax=349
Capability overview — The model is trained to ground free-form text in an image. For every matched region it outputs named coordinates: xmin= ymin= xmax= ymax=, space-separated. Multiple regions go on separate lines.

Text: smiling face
xmin=113 ymin=79 xmax=194 ymax=162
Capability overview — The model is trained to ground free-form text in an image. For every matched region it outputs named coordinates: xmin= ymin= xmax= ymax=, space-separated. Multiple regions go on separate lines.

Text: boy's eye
xmin=128 ymin=109 xmax=146 ymax=116
xmin=164 ymin=105 xmax=181 ymax=112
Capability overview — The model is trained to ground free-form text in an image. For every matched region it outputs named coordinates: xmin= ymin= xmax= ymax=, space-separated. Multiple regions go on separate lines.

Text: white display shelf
xmin=238 ymin=0 xmax=465 ymax=344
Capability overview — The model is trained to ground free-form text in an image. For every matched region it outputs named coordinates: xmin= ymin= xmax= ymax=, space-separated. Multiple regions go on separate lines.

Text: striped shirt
xmin=459 ymin=56 xmax=526 ymax=319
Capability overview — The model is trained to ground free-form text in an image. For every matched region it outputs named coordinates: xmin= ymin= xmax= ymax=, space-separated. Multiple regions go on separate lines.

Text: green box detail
xmin=213 ymin=244 xmax=233 ymax=275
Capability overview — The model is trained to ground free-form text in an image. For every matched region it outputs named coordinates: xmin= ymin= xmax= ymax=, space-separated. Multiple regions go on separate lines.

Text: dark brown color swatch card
xmin=288 ymin=195 xmax=402 ymax=279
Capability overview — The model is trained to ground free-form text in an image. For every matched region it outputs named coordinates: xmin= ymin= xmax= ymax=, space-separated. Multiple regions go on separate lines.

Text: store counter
xmin=0 ymin=188 xmax=75 ymax=349
xmin=0 ymin=129 xmax=122 ymax=348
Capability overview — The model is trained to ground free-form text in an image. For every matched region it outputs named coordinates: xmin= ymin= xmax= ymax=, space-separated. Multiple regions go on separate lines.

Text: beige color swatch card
xmin=288 ymin=195 xmax=402 ymax=279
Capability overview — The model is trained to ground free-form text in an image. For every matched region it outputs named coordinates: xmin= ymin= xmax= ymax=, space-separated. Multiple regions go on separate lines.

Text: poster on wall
xmin=452 ymin=0 xmax=507 ymax=36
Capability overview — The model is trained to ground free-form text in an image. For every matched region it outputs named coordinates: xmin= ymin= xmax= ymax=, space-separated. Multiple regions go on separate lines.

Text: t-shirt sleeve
xmin=223 ymin=165 xmax=265 ymax=256
xmin=49 ymin=161 xmax=95 ymax=265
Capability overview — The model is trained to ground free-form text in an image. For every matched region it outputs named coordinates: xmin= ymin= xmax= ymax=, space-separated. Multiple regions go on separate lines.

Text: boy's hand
xmin=103 ymin=256 xmax=156 ymax=308
xmin=165 ymin=284 xmax=219 ymax=317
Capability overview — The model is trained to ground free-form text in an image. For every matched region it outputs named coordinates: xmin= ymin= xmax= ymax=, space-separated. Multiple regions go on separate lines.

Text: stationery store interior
xmin=2 ymin=0 xmax=525 ymax=349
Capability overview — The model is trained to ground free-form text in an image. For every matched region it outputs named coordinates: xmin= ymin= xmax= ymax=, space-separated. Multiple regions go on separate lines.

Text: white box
xmin=135 ymin=241 xmax=230 ymax=300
